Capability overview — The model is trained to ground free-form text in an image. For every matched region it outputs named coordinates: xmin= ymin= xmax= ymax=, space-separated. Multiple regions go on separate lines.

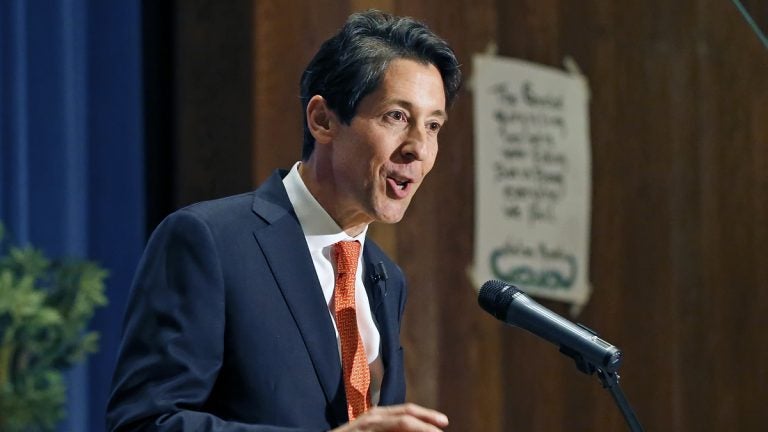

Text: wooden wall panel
xmin=492 ymin=1 xmax=768 ymax=431
xmin=252 ymin=0 xmax=350 ymax=184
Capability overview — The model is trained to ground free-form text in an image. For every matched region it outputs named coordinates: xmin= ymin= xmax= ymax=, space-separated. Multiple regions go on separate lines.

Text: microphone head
xmin=478 ymin=280 xmax=521 ymax=321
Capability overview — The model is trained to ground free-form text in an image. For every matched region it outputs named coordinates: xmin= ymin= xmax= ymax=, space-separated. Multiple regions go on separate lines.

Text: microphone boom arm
xmin=597 ymin=369 xmax=645 ymax=432
xmin=555 ymin=323 xmax=645 ymax=432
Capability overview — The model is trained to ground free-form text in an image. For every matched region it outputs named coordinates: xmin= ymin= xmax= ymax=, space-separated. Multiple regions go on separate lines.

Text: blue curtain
xmin=0 ymin=1 xmax=144 ymax=431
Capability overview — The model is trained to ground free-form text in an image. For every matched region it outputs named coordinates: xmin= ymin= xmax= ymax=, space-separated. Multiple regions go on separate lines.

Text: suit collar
xmin=251 ymin=169 xmax=292 ymax=223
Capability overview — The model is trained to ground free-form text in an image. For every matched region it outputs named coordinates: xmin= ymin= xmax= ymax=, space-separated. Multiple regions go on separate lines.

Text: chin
xmin=376 ymin=214 xmax=405 ymax=224
xmin=368 ymin=192 xmax=414 ymax=224
xmin=373 ymin=204 xmax=409 ymax=224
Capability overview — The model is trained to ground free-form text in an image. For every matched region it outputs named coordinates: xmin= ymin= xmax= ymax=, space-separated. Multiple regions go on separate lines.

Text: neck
xmin=298 ymin=160 xmax=370 ymax=236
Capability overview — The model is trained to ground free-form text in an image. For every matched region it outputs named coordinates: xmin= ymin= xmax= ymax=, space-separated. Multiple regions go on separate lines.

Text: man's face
xmin=329 ymin=58 xmax=447 ymax=228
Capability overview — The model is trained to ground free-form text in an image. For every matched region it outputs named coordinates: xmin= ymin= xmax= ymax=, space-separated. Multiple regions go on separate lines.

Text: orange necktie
xmin=332 ymin=240 xmax=371 ymax=420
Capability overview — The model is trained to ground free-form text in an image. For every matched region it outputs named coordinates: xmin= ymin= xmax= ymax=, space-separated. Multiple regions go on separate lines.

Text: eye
xmin=386 ymin=110 xmax=408 ymax=123
xmin=427 ymin=121 xmax=443 ymax=133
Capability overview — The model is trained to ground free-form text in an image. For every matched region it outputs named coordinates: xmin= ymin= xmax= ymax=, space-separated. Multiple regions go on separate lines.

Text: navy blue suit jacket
xmin=107 ymin=171 xmax=407 ymax=431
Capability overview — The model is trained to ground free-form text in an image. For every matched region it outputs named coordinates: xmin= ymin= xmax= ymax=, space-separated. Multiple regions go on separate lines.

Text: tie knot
xmin=333 ymin=240 xmax=361 ymax=274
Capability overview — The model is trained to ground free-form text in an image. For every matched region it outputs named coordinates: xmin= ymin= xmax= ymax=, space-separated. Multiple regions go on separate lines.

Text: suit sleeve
xmin=106 ymin=210 xmax=324 ymax=432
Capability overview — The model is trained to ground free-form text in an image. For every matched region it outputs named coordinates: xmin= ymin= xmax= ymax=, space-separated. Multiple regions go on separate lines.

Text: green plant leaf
xmin=0 ymin=223 xmax=108 ymax=431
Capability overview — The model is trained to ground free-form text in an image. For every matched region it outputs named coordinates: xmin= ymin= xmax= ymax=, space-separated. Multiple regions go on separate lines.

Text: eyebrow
xmin=384 ymin=99 xmax=448 ymax=121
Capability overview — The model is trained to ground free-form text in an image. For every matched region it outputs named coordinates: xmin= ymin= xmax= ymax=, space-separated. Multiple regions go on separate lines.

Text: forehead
xmin=363 ymin=58 xmax=447 ymax=114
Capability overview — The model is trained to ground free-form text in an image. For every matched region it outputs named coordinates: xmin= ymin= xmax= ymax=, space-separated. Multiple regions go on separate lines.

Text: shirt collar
xmin=283 ymin=161 xmax=368 ymax=252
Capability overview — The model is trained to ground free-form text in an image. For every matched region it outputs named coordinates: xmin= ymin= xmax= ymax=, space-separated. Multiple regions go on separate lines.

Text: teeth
xmin=389 ymin=176 xmax=409 ymax=191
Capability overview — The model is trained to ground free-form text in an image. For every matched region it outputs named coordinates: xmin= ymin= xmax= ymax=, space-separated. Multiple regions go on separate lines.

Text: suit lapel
xmin=362 ymin=245 xmax=400 ymax=405
xmin=363 ymin=259 xmax=384 ymax=314
xmin=251 ymin=172 xmax=347 ymax=424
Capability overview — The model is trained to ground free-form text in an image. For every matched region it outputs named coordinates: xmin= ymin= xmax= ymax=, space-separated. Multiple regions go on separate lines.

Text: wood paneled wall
xmin=168 ymin=1 xmax=768 ymax=430
xmin=491 ymin=1 xmax=767 ymax=430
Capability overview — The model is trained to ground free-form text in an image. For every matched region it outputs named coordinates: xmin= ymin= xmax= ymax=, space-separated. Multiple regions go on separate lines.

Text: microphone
xmin=369 ymin=261 xmax=389 ymax=283
xmin=478 ymin=280 xmax=622 ymax=373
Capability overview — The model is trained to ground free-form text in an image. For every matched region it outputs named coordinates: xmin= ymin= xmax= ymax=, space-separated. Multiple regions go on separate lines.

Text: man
xmin=107 ymin=10 xmax=461 ymax=431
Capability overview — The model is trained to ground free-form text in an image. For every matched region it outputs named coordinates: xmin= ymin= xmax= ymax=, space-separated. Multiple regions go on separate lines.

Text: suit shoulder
xmin=150 ymin=192 xmax=265 ymax=243
xmin=180 ymin=192 xmax=257 ymax=221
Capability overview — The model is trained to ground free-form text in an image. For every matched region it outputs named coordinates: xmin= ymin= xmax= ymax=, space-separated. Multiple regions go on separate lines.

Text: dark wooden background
xmin=147 ymin=0 xmax=768 ymax=430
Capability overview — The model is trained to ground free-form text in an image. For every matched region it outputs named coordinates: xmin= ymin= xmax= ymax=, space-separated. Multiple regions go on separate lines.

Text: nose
xmin=401 ymin=124 xmax=431 ymax=162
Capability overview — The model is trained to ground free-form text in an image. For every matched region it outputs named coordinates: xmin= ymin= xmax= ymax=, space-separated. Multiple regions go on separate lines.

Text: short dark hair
xmin=299 ymin=10 xmax=462 ymax=160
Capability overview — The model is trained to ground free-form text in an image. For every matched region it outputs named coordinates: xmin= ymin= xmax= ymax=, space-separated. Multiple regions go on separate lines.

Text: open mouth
xmin=386 ymin=176 xmax=413 ymax=198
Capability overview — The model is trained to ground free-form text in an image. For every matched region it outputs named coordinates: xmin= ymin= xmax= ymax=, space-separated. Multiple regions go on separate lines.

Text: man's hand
xmin=332 ymin=403 xmax=449 ymax=431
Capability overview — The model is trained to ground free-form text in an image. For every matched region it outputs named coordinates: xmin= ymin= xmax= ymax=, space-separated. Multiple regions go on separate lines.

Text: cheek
xmin=423 ymin=143 xmax=438 ymax=174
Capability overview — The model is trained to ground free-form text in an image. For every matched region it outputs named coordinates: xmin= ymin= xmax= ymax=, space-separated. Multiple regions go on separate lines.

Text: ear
xmin=306 ymin=95 xmax=337 ymax=145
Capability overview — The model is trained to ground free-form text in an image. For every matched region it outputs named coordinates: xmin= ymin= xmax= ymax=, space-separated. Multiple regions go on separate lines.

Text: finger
xmin=350 ymin=411 xmax=444 ymax=432
xmin=373 ymin=403 xmax=449 ymax=427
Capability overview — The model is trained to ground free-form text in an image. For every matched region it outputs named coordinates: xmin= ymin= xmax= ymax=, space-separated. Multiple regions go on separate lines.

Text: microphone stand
xmin=559 ymin=346 xmax=645 ymax=432
xmin=596 ymin=369 xmax=644 ymax=432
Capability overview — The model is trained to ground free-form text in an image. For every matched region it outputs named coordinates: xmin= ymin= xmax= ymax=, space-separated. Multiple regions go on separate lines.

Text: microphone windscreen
xmin=478 ymin=280 xmax=520 ymax=320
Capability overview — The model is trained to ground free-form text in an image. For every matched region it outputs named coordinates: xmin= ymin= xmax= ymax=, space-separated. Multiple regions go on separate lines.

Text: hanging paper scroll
xmin=473 ymin=54 xmax=592 ymax=309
